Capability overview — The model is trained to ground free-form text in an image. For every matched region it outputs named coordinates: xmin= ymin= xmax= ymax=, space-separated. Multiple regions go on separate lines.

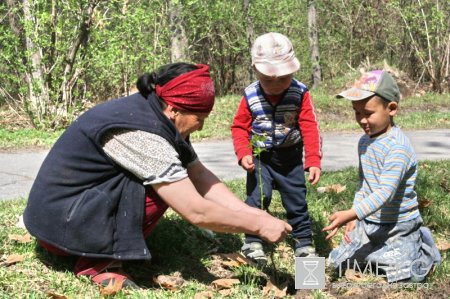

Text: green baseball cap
xmin=337 ymin=70 xmax=400 ymax=103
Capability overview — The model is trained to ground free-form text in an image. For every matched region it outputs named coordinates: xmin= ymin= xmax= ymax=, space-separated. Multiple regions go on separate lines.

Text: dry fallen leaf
xmin=2 ymin=254 xmax=25 ymax=266
xmin=153 ymin=273 xmax=185 ymax=290
xmin=262 ymin=280 xmax=288 ymax=298
xmin=193 ymin=290 xmax=214 ymax=299
xmin=276 ymin=245 xmax=290 ymax=252
xmin=218 ymin=289 xmax=233 ymax=296
xmin=420 ymin=163 xmax=430 ymax=169
xmin=329 ymin=237 xmax=340 ymax=249
xmin=436 ymin=241 xmax=450 ymax=251
xmin=295 ymin=289 xmax=314 ymax=299
xmin=46 ymin=292 xmax=68 ymax=299
xmin=221 ymin=260 xmax=241 ymax=268
xmin=211 ymin=278 xmax=240 ymax=289
xmin=419 ymin=199 xmax=432 ymax=208
xmin=207 ymin=256 xmax=236 ymax=279
xmin=343 ymin=287 xmax=364 ymax=296
xmin=344 ymin=269 xmax=365 ymax=281
xmin=276 ymin=244 xmax=292 ymax=259
xmin=218 ymin=252 xmax=254 ymax=266
xmin=440 ymin=180 xmax=450 ymax=192
xmin=331 ymin=184 xmax=346 ymax=193
xmin=8 ymin=233 xmax=32 ymax=243
xmin=317 ymin=187 xmax=327 ymax=193
xmin=317 ymin=184 xmax=346 ymax=194
xmin=99 ymin=278 xmax=123 ymax=296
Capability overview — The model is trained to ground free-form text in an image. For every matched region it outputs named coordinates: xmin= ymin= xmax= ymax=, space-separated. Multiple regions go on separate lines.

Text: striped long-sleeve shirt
xmin=353 ymin=126 xmax=420 ymax=223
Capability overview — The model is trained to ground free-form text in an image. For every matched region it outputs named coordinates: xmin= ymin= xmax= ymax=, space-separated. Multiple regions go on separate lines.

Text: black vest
xmin=24 ymin=93 xmax=195 ymax=260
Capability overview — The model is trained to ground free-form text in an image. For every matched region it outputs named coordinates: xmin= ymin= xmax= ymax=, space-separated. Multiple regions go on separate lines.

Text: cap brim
xmin=336 ymin=87 xmax=375 ymax=101
xmin=254 ymin=57 xmax=300 ymax=77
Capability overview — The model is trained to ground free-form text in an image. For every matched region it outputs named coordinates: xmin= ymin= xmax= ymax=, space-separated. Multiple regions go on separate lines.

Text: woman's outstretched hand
xmin=257 ymin=212 xmax=292 ymax=243
xmin=322 ymin=208 xmax=358 ymax=240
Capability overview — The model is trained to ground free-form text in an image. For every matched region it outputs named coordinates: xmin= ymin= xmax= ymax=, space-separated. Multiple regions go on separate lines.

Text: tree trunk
xmin=243 ymin=0 xmax=254 ymax=82
xmin=308 ymin=0 xmax=321 ymax=89
xmin=5 ymin=0 xmax=27 ymax=93
xmin=47 ymin=0 xmax=57 ymax=92
xmin=168 ymin=0 xmax=188 ymax=62
xmin=121 ymin=0 xmax=130 ymax=95
xmin=6 ymin=0 xmax=22 ymax=37
xmin=22 ymin=0 xmax=50 ymax=124
xmin=60 ymin=1 xmax=97 ymax=112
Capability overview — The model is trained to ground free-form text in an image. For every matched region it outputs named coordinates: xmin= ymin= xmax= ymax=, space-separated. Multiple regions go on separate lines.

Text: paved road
xmin=0 ymin=129 xmax=449 ymax=201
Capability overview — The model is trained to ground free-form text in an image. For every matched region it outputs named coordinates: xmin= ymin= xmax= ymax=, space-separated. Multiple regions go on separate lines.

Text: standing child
xmin=323 ymin=70 xmax=441 ymax=282
xmin=231 ymin=32 xmax=322 ymax=264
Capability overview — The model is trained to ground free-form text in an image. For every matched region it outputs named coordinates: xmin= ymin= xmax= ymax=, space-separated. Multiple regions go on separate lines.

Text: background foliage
xmin=1 ymin=0 xmax=449 ymax=129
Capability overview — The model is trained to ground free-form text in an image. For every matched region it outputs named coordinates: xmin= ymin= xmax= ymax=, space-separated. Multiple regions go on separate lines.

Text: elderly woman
xmin=24 ymin=63 xmax=291 ymax=289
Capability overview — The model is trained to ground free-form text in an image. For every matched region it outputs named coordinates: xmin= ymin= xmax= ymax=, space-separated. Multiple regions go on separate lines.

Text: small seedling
xmin=250 ymin=135 xmax=280 ymax=281
xmin=250 ymin=134 xmax=268 ymax=211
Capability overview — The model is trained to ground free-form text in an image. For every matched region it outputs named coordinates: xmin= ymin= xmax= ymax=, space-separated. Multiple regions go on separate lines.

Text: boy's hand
xmin=240 ymin=155 xmax=255 ymax=172
xmin=308 ymin=167 xmax=321 ymax=185
xmin=322 ymin=208 xmax=357 ymax=240
xmin=344 ymin=220 xmax=356 ymax=243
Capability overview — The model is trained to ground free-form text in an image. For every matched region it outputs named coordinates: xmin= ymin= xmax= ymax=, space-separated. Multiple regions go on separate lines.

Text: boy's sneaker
xmin=241 ymin=242 xmax=267 ymax=265
xmin=295 ymin=246 xmax=318 ymax=258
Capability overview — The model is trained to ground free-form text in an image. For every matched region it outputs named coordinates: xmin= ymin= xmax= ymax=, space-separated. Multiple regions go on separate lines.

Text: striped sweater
xmin=353 ymin=126 xmax=420 ymax=223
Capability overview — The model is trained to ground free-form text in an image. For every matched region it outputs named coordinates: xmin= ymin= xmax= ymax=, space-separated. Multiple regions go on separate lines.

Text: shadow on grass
xmin=269 ymin=209 xmax=334 ymax=257
xmin=139 ymin=215 xmax=305 ymax=293
xmin=130 ymin=216 xmax=244 ymax=288
xmin=32 ymin=216 xmax=244 ymax=288
xmin=34 ymin=244 xmax=78 ymax=273
xmin=33 ymin=214 xmax=299 ymax=291
xmin=33 ymin=208 xmax=333 ymax=292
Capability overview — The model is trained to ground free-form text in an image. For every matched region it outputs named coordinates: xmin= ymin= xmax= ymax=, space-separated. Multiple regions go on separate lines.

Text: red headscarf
xmin=155 ymin=64 xmax=215 ymax=113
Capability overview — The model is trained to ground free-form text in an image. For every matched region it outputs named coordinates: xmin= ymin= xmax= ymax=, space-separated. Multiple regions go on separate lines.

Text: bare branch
xmin=397 ymin=8 xmax=430 ymax=76
xmin=60 ymin=1 xmax=99 ymax=108
xmin=418 ymin=0 xmax=435 ymax=80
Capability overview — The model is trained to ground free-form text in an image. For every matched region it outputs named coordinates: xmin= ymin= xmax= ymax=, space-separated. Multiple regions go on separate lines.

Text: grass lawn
xmin=1 ymin=160 xmax=449 ymax=298
xmin=0 ymin=128 xmax=63 ymax=149
xmin=0 ymin=91 xmax=448 ymax=149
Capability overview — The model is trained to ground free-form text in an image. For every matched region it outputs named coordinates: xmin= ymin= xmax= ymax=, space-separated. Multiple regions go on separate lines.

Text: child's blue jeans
xmin=328 ymin=216 xmax=441 ymax=282
xmin=244 ymin=146 xmax=312 ymax=248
